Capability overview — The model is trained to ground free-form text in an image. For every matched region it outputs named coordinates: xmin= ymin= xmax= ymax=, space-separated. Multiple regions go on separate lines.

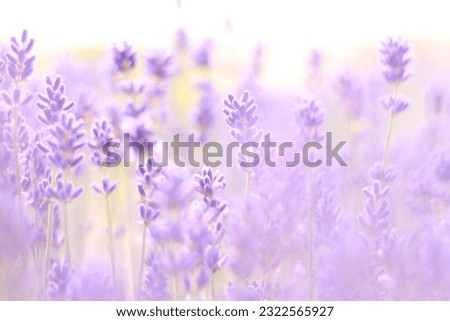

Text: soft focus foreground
xmin=0 ymin=23 xmax=450 ymax=301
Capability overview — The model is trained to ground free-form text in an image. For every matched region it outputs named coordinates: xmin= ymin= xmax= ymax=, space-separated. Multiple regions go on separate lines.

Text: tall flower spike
xmin=38 ymin=112 xmax=85 ymax=170
xmin=380 ymin=38 xmax=410 ymax=84
xmin=37 ymin=76 xmax=74 ymax=125
xmin=113 ymin=42 xmax=136 ymax=73
xmin=193 ymin=82 xmax=216 ymax=142
xmin=89 ymin=119 xmax=117 ymax=167
xmin=223 ymin=90 xmax=262 ymax=143
xmin=194 ymin=167 xmax=226 ymax=200
xmin=137 ymin=160 xmax=163 ymax=225
xmin=5 ymin=30 xmax=35 ymax=82
xmin=47 ymin=258 xmax=73 ymax=300
xmin=295 ymin=99 xmax=324 ymax=141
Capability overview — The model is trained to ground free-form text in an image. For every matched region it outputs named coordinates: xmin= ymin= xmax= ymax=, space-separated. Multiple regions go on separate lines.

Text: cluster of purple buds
xmin=193 ymin=82 xmax=216 ymax=142
xmin=191 ymin=167 xmax=228 ymax=283
xmin=5 ymin=30 xmax=35 ymax=82
xmin=89 ymin=119 xmax=117 ymax=167
xmin=379 ymin=38 xmax=410 ymax=115
xmin=36 ymin=76 xmax=74 ymax=125
xmin=112 ymin=42 xmax=136 ymax=73
xmin=295 ymin=99 xmax=324 ymax=142
xmin=47 ymin=258 xmax=73 ymax=300
xmin=137 ymin=160 xmax=163 ymax=225
xmin=38 ymin=112 xmax=85 ymax=170
xmin=146 ymin=52 xmax=175 ymax=80
xmin=223 ymin=91 xmax=262 ymax=169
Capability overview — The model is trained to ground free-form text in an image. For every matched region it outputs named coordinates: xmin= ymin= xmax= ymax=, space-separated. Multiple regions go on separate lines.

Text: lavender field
xmin=1 ymin=1 xmax=450 ymax=301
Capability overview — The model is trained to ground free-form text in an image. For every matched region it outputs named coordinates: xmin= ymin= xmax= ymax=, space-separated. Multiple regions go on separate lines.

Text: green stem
xmin=12 ymin=106 xmax=23 ymax=218
xmin=44 ymin=167 xmax=57 ymax=296
xmin=382 ymin=83 xmax=399 ymax=169
xmin=62 ymin=201 xmax=71 ymax=266
xmin=210 ymin=272 xmax=215 ymax=300
xmin=382 ymin=113 xmax=395 ymax=169
xmin=105 ymin=195 xmax=117 ymax=292
xmin=245 ymin=170 xmax=251 ymax=200
xmin=137 ymin=224 xmax=148 ymax=299
xmin=307 ymin=167 xmax=314 ymax=301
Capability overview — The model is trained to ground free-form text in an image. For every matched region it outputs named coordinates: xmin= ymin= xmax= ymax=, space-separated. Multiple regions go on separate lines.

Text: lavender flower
xmin=146 ymin=52 xmax=175 ymax=79
xmin=38 ymin=112 xmax=85 ymax=170
xmin=46 ymin=177 xmax=84 ymax=203
xmin=141 ymin=257 xmax=170 ymax=300
xmin=380 ymin=38 xmax=410 ymax=83
xmin=380 ymin=96 xmax=409 ymax=114
xmin=48 ymin=258 xmax=74 ymax=300
xmin=295 ymin=99 xmax=324 ymax=141
xmin=92 ymin=177 xmax=118 ymax=196
xmin=36 ymin=76 xmax=74 ymax=125
xmin=88 ymin=119 xmax=117 ymax=167
xmin=112 ymin=42 xmax=136 ymax=73
xmin=193 ymin=40 xmax=213 ymax=67
xmin=193 ymin=82 xmax=216 ymax=142
xmin=223 ymin=90 xmax=262 ymax=143
xmin=5 ymin=30 xmax=35 ymax=82
xmin=2 ymin=88 xmax=33 ymax=112
xmin=137 ymin=160 xmax=163 ymax=225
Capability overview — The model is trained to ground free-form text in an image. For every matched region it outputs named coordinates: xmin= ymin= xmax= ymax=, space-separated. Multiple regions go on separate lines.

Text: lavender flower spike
xmin=48 ymin=258 xmax=73 ymax=300
xmin=295 ymin=99 xmax=324 ymax=141
xmin=6 ymin=30 xmax=35 ymax=82
xmin=92 ymin=177 xmax=118 ymax=196
xmin=113 ymin=42 xmax=136 ymax=73
xmin=223 ymin=90 xmax=262 ymax=143
xmin=36 ymin=76 xmax=75 ymax=125
xmin=380 ymin=38 xmax=410 ymax=84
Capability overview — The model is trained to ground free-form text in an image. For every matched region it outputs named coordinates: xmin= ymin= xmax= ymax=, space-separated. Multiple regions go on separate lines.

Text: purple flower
xmin=2 ymin=88 xmax=33 ymax=111
xmin=194 ymin=167 xmax=226 ymax=199
xmin=5 ymin=30 xmax=35 ymax=82
xmin=48 ymin=258 xmax=74 ymax=300
xmin=380 ymin=38 xmax=410 ymax=83
xmin=77 ymin=272 xmax=114 ymax=300
xmin=146 ymin=52 xmax=175 ymax=79
xmin=295 ymin=99 xmax=324 ymax=141
xmin=38 ymin=112 xmax=85 ymax=170
xmin=223 ymin=90 xmax=262 ymax=143
xmin=36 ymin=76 xmax=75 ymax=125
xmin=89 ymin=119 xmax=117 ymax=167
xmin=92 ymin=177 xmax=118 ymax=196
xmin=193 ymin=82 xmax=216 ymax=142
xmin=380 ymin=96 xmax=409 ymax=114
xmin=47 ymin=176 xmax=84 ymax=203
xmin=112 ymin=42 xmax=136 ymax=73
xmin=137 ymin=160 xmax=163 ymax=224
xmin=193 ymin=39 xmax=213 ymax=67
xmin=141 ymin=257 xmax=170 ymax=300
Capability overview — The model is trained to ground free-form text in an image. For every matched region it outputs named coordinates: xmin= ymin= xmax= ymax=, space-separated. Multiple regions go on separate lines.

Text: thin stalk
xmin=306 ymin=166 xmax=314 ymax=301
xmin=136 ymin=224 xmax=148 ymax=299
xmin=245 ymin=170 xmax=251 ymax=200
xmin=382 ymin=113 xmax=395 ymax=169
xmin=382 ymin=83 xmax=399 ymax=169
xmin=105 ymin=194 xmax=117 ymax=292
xmin=62 ymin=201 xmax=71 ymax=266
xmin=12 ymin=105 xmax=23 ymax=218
xmin=44 ymin=167 xmax=57 ymax=295
xmin=210 ymin=272 xmax=215 ymax=300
